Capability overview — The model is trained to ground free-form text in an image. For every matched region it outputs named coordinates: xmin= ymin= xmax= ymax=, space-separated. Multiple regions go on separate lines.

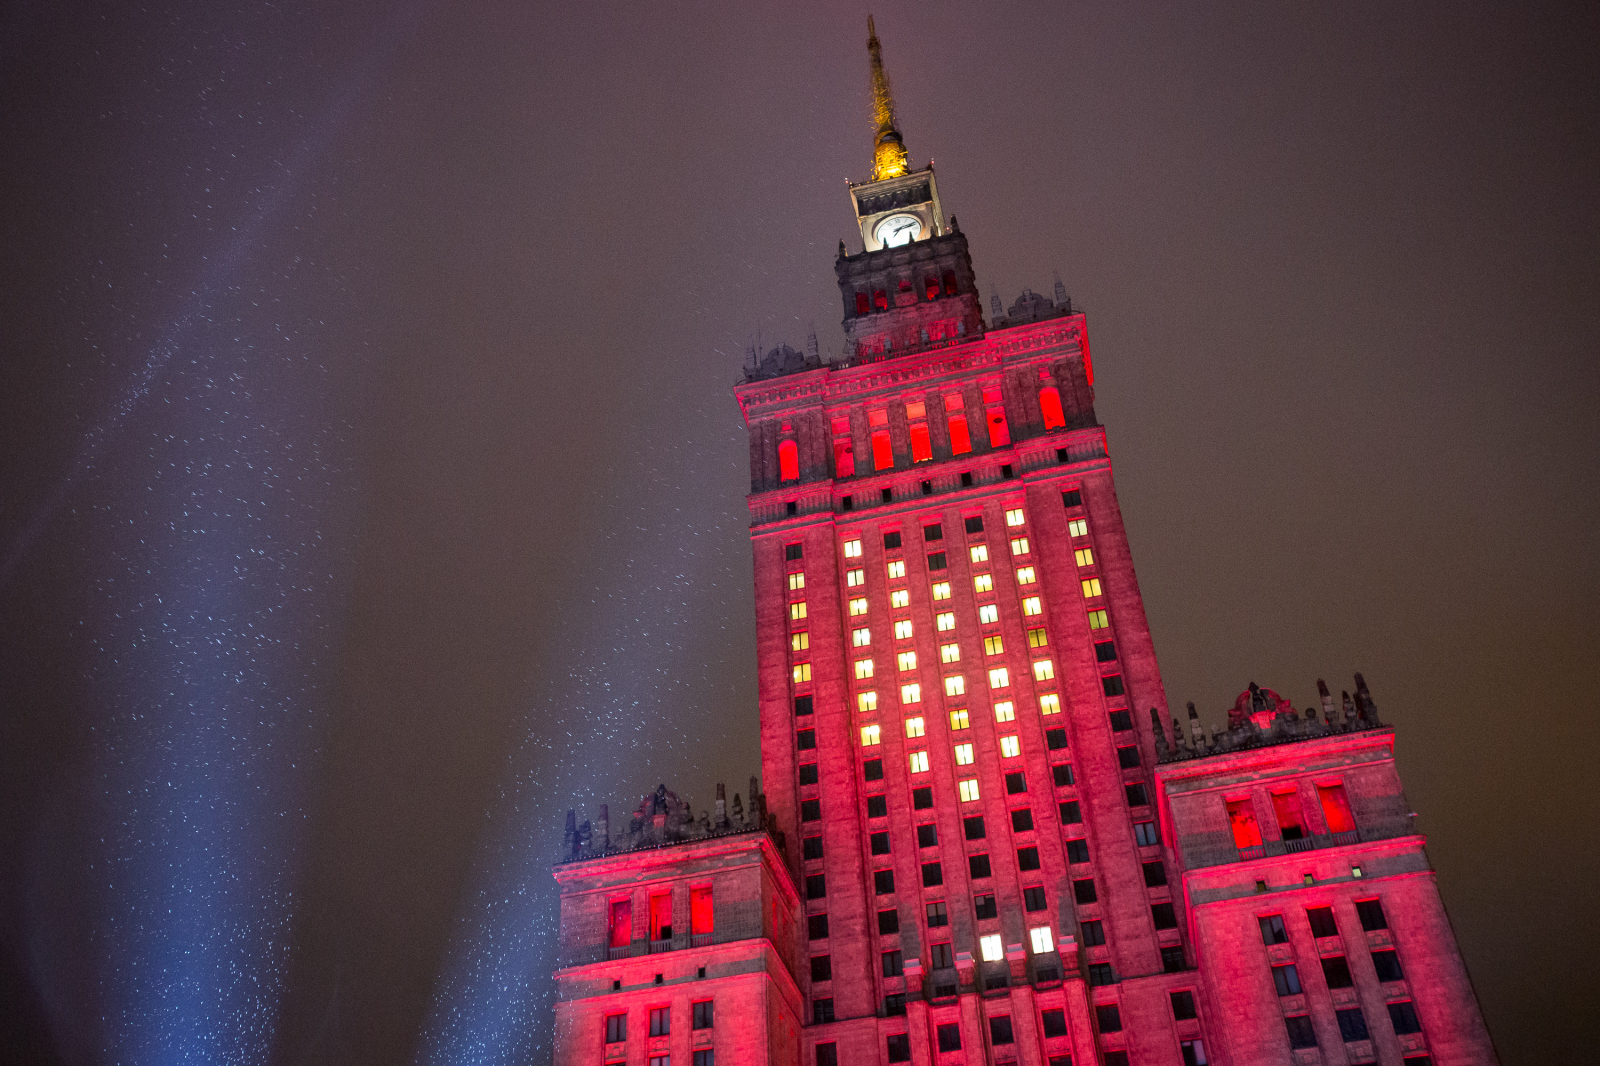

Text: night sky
xmin=2 ymin=2 xmax=1596 ymax=1063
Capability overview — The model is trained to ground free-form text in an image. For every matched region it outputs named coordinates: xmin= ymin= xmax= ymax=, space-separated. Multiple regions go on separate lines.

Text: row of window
xmin=1228 ymin=783 xmax=1358 ymax=849
xmin=607 ymin=888 xmax=713 ymax=949
xmin=602 ymin=1000 xmax=713 ymax=1042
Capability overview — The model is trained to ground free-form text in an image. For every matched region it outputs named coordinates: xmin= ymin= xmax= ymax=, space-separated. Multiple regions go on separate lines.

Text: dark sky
xmin=2 ymin=1 xmax=1596 ymax=1063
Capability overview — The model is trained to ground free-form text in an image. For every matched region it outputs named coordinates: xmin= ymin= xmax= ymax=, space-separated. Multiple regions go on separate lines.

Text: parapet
xmin=558 ymin=777 xmax=783 ymax=863
xmin=1154 ymin=673 xmax=1386 ymax=764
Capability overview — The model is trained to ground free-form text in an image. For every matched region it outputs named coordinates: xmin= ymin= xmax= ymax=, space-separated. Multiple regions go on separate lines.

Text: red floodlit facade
xmin=551 ymin=22 xmax=1495 ymax=1066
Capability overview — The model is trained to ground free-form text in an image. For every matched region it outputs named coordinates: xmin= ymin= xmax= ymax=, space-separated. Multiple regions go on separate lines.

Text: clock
xmin=874 ymin=213 xmax=922 ymax=247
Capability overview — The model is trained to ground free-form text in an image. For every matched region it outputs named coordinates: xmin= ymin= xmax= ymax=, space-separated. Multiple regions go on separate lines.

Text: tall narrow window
xmin=1039 ymin=386 xmax=1066 ymax=429
xmin=985 ymin=395 xmax=1010 ymax=447
xmin=691 ymin=886 xmax=713 ymax=936
xmin=942 ymin=271 xmax=958 ymax=295
xmin=872 ymin=431 xmax=893 ymax=470
xmin=650 ymin=893 xmax=672 ymax=941
xmin=1227 ymin=798 xmax=1262 ymax=849
xmin=909 ymin=424 xmax=932 ymax=462
xmin=609 ymin=899 xmax=632 ymax=948
xmin=834 ymin=438 xmax=855 ymax=478
xmin=1273 ymin=790 xmax=1307 ymax=840
xmin=1318 ymin=783 xmax=1356 ymax=833
xmin=779 ymin=439 xmax=799 ymax=481
xmin=856 ymin=292 xmax=870 ymax=314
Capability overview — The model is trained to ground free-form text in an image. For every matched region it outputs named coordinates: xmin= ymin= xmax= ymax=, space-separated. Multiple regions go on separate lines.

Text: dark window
xmin=1103 ymin=675 xmax=1125 ymax=697
xmin=1260 ymin=915 xmax=1288 ymax=943
xmin=1151 ymin=903 xmax=1178 ymax=929
xmin=1388 ymin=1001 xmax=1422 ymax=1034
xmin=1285 ymin=1015 xmax=1318 ymax=1049
xmin=878 ymin=909 xmax=899 ymax=934
xmin=883 ymin=531 xmax=902 ymax=549
xmin=799 ymin=763 xmax=818 ymax=785
xmin=806 ymin=874 xmax=826 ymax=900
xmin=874 ymin=869 xmax=895 ymax=894
xmin=866 ymin=795 xmax=888 ymax=818
xmin=1081 ymin=920 xmax=1106 ymax=946
xmin=1060 ymin=800 xmax=1082 ymax=824
xmin=786 ymin=501 xmax=798 ymax=516
xmin=1180 ymin=1049 xmax=1206 ymax=1066
xmin=916 ymin=823 xmax=938 ymax=847
xmin=974 ymin=893 xmax=998 ymax=919
xmin=1094 ymin=640 xmax=1117 ymax=662
xmin=1170 ymin=990 xmax=1197 ymax=1020
xmin=968 ymin=854 xmax=992 ymax=879
xmin=1337 ymin=1007 xmax=1370 ymax=1041
xmin=882 ymin=950 xmax=903 ymax=977
xmin=803 ymin=837 xmax=824 ymax=860
xmin=1017 ymin=846 xmax=1041 ymax=871
xmin=796 ymin=730 xmax=816 ymax=751
xmin=786 ymin=544 xmax=804 ymax=561
xmin=1403 ymin=1058 xmax=1433 ymax=1066
xmin=1356 ymin=898 xmax=1389 ymax=931
xmin=1133 ymin=820 xmax=1160 ymax=846
xmin=884 ymin=993 xmax=906 ymax=1016
xmin=922 ymin=862 xmax=944 ymax=887
xmin=863 ymin=759 xmax=883 ymax=781
xmin=605 ymin=1013 xmax=627 ymax=1042
xmin=942 ymin=271 xmax=958 ymax=295
xmin=1322 ymin=955 xmax=1354 ymax=989
xmin=1372 ymin=950 xmax=1405 ymax=982
xmin=1117 ymin=746 xmax=1141 ymax=769
xmin=1074 ymin=878 xmax=1098 ymax=904
xmin=1049 ymin=1057 xmax=1072 ymax=1066
xmin=885 ymin=1034 xmax=910 ymax=1063
xmin=650 ymin=1007 xmax=671 ymax=1036
xmin=1307 ymin=906 xmax=1339 ymax=938
xmin=1143 ymin=861 xmax=1168 ymax=887
xmin=1162 ymin=945 xmax=1187 ymax=973
xmin=808 ymin=913 xmax=829 ymax=939
xmin=810 ymin=955 xmax=832 ymax=982
xmin=1088 ymin=963 xmax=1115 ymax=986
xmin=1065 ymin=837 xmax=1090 ymax=864
xmin=936 ymin=1023 xmax=961 ymax=1052
xmin=964 ymin=815 xmax=986 ymax=839
xmin=965 ymin=516 xmax=984 ymax=534
xmin=693 ymin=1000 xmax=714 ymax=1030
xmin=1041 ymin=1008 xmax=1069 ymax=1038
xmin=1104 ymin=1054 xmax=1129 ymax=1066
xmin=1109 ymin=710 xmax=1133 ymax=732
xmin=801 ymin=799 xmax=821 ymax=822
xmin=961 ymin=472 xmax=974 ymax=487
xmin=794 ymin=695 xmax=814 ymax=716
xmin=990 ymin=1016 xmax=1015 ymax=1045
xmin=856 ymin=292 xmax=870 ymax=315
xmin=1006 ymin=771 xmax=1027 ymax=794
xmin=842 ymin=496 xmax=853 ymax=511
xmin=927 ymin=552 xmax=947 ymax=570
xmin=694 ymin=1052 xmax=714 ymax=1066
xmin=1023 ymin=886 xmax=1047 ymax=911
xmin=1062 ymin=490 xmax=1082 ymax=508
xmin=930 ymin=942 xmax=954 ymax=969
xmin=1001 ymin=464 xmax=1014 ymax=478
xmin=812 ymin=999 xmax=835 ymax=1025
xmin=1047 ymin=729 xmax=1069 ymax=752
xmin=816 ymin=1043 xmax=838 ymax=1066
xmin=881 ymin=487 xmax=892 ymax=502
xmin=1011 ymin=808 xmax=1035 ymax=832
xmin=924 ymin=523 xmax=943 ymax=542
xmin=1125 ymin=783 xmax=1149 ymax=807
xmin=1272 ymin=964 xmax=1302 ymax=996
xmin=1095 ymin=1004 xmax=1122 ymax=1033
xmin=870 ymin=832 xmax=890 ymax=855
xmin=926 ymin=902 xmax=948 ymax=928
xmin=912 ymin=787 xmax=933 ymax=810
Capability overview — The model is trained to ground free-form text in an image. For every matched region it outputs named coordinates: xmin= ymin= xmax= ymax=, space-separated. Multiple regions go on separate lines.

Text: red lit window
xmin=1227 ymin=798 xmax=1262 ymax=849
xmin=873 ymin=290 xmax=888 ymax=310
xmin=609 ymin=899 xmax=632 ymax=947
xmin=872 ymin=431 xmax=893 ymax=470
xmin=948 ymin=416 xmax=971 ymax=455
xmin=1039 ymin=386 xmax=1065 ymax=429
xmin=1272 ymin=790 xmax=1307 ymax=840
xmin=925 ymin=276 xmax=940 ymax=300
xmin=1318 ymin=784 xmax=1356 ymax=834
xmin=910 ymin=424 xmax=932 ymax=463
xmin=834 ymin=439 xmax=855 ymax=478
xmin=779 ymin=439 xmax=799 ymax=481
xmin=856 ymin=292 xmax=870 ymax=314
xmin=987 ymin=407 xmax=1010 ymax=447
xmin=898 ymin=278 xmax=913 ymax=292
xmin=650 ymin=893 xmax=673 ymax=941
xmin=942 ymin=271 xmax=957 ymax=295
xmin=691 ymin=885 xmax=713 ymax=936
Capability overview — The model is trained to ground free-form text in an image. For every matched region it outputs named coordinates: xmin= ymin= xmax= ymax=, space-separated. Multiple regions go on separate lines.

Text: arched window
xmin=925 ymin=276 xmax=940 ymax=300
xmin=1039 ymin=386 xmax=1066 ymax=430
xmin=873 ymin=289 xmax=889 ymax=311
xmin=942 ymin=271 xmax=958 ymax=295
xmin=779 ymin=439 xmax=799 ymax=481
xmin=856 ymin=292 xmax=870 ymax=315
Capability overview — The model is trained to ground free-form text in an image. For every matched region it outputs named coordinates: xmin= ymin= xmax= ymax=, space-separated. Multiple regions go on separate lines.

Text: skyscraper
xmin=551 ymin=22 xmax=1494 ymax=1066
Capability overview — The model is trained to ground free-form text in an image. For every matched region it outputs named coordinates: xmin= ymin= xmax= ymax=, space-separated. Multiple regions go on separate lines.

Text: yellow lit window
xmin=973 ymin=573 xmax=994 ymax=593
xmin=944 ymin=676 xmax=965 ymax=697
xmin=909 ymin=751 xmax=930 ymax=773
xmin=989 ymin=667 xmax=1011 ymax=689
xmin=843 ymin=539 xmax=863 ymax=558
xmin=979 ymin=604 xmax=1000 ymax=624
xmin=1028 ymin=627 xmax=1048 ymax=648
xmin=1022 ymin=597 xmax=1043 ymax=616
xmin=860 ymin=724 xmax=881 ymax=746
xmin=790 ymin=601 xmax=807 ymax=621
xmin=984 ymin=635 xmax=1004 ymax=655
xmin=949 ymin=709 xmax=970 ymax=730
xmin=850 ymin=597 xmax=869 ymax=616
xmin=894 ymin=619 xmax=914 ymax=640
xmin=886 ymin=560 xmax=906 ymax=580
xmin=1032 ymin=659 xmax=1055 ymax=681
xmin=855 ymin=659 xmax=874 ymax=680
xmin=1010 ymin=537 xmax=1030 ymax=556
xmin=891 ymin=589 xmax=910 ymax=609
xmin=1081 ymin=578 xmax=1103 ymax=598
xmin=788 ymin=572 xmax=806 ymax=591
xmin=1000 ymin=735 xmax=1021 ymax=758
xmin=1016 ymin=566 xmax=1036 ymax=585
xmin=1074 ymin=547 xmax=1094 ymax=568
xmin=970 ymin=544 xmax=990 ymax=564
xmin=859 ymin=691 xmax=878 ymax=712
xmin=846 ymin=568 xmax=866 ymax=587
xmin=898 ymin=651 xmax=918 ymax=672
xmin=793 ymin=663 xmax=812 ymax=683
xmin=791 ymin=632 xmax=809 ymax=652
xmin=1087 ymin=609 xmax=1109 ymax=629
xmin=936 ymin=612 xmax=956 ymax=632
xmin=1068 ymin=518 xmax=1088 ymax=538
xmin=978 ymin=933 xmax=1003 ymax=962
xmin=901 ymin=683 xmax=922 ymax=704
xmin=940 ymin=643 xmax=961 ymax=664
xmin=954 ymin=743 xmax=975 ymax=766
xmin=959 ymin=779 xmax=981 ymax=802
xmin=853 ymin=627 xmax=871 ymax=647
xmin=931 ymin=581 xmax=952 ymax=600
xmin=994 ymin=701 xmax=1016 ymax=722
xmin=1038 ymin=693 xmax=1061 ymax=715
xmin=1005 ymin=508 xmax=1026 ymax=527
xmin=1029 ymin=926 xmax=1054 ymax=954
xmin=905 ymin=716 xmax=926 ymax=738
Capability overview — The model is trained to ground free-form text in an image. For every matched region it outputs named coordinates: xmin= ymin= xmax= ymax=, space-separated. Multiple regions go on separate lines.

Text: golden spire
xmin=867 ymin=15 xmax=910 ymax=181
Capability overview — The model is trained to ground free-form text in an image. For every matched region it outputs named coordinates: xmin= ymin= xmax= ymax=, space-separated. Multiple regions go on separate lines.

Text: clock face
xmin=875 ymin=213 xmax=922 ymax=247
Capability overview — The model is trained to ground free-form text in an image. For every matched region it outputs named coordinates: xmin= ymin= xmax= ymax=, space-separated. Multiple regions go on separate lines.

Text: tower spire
xmin=867 ymin=16 xmax=910 ymax=181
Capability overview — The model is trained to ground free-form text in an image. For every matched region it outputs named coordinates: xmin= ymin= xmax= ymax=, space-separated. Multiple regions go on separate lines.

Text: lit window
xmin=1022 ymin=597 xmax=1042 ymax=617
xmin=850 ymin=598 xmax=869 ymax=616
xmin=989 ymin=667 xmax=1011 ymax=689
xmin=1000 ymin=735 xmax=1021 ymax=758
xmin=906 ymin=401 xmax=926 ymax=420
xmin=949 ymin=709 xmax=970 ymax=730
xmin=994 ymin=701 xmax=1016 ymax=722
xmin=905 ymin=717 xmax=926 ymax=738
xmin=891 ymin=589 xmax=910 ymax=609
xmin=790 ymin=602 xmax=808 ymax=621
xmin=1032 ymin=660 xmax=1055 ymax=681
xmin=898 ymin=651 xmax=918 ymax=672
xmin=843 ymin=539 xmax=863 ymax=558
xmin=936 ymin=612 xmax=956 ymax=631
xmin=1038 ymin=693 xmax=1061 ymax=715
xmin=959 ymin=779 xmax=981 ymax=802
xmin=1005 ymin=509 xmax=1026 ymax=527
xmin=953 ymin=743 xmax=974 ymax=765
xmin=931 ymin=581 xmax=952 ymax=600
xmin=789 ymin=572 xmax=806 ymax=591
xmin=984 ymin=635 xmax=1004 ymax=655
xmin=793 ymin=663 xmax=812 ymax=683
xmin=1016 ymin=567 xmax=1036 ymax=585
xmin=1088 ymin=609 xmax=1109 ymax=629
xmin=861 ymin=724 xmax=881 ymax=746
xmin=779 ymin=439 xmax=799 ymax=481
xmin=944 ymin=676 xmax=965 ymax=696
xmin=1029 ymin=926 xmax=1054 ymax=954
xmin=970 ymin=545 xmax=990 ymax=564
xmin=973 ymin=573 xmax=994 ymax=593
xmin=1081 ymin=578 xmax=1103 ymax=598
xmin=980 ymin=934 xmax=1005 ymax=962
xmin=940 ymin=643 xmax=960 ymax=663
xmin=894 ymin=620 xmax=914 ymax=640
xmin=858 ymin=691 xmax=878 ymax=712
xmin=909 ymin=751 xmax=930 ymax=773
xmin=1027 ymin=627 xmax=1048 ymax=648
xmin=855 ymin=659 xmax=874 ymax=680
xmin=1010 ymin=537 xmax=1030 ymax=556
xmin=853 ymin=627 xmax=871 ymax=647
xmin=791 ymin=632 xmax=809 ymax=651
xmin=1074 ymin=548 xmax=1094 ymax=568
xmin=846 ymin=568 xmax=866 ymax=587
xmin=1068 ymin=519 xmax=1088 ymax=537
xmin=901 ymin=684 xmax=922 ymax=704
xmin=979 ymin=604 xmax=1000 ymax=624
xmin=886 ymin=560 xmax=906 ymax=579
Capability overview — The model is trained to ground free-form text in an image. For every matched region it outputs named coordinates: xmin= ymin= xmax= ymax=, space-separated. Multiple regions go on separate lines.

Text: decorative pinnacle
xmin=867 ymin=16 xmax=910 ymax=181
